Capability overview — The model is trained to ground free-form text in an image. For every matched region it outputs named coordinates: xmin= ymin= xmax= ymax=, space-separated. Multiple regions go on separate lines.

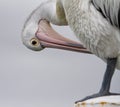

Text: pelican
xmin=22 ymin=0 xmax=120 ymax=102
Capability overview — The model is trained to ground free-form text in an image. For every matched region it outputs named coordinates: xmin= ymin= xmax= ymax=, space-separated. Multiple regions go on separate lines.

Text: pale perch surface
xmin=75 ymin=96 xmax=120 ymax=107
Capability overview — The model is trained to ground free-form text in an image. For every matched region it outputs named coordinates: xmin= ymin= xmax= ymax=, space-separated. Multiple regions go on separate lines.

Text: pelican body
xmin=22 ymin=0 xmax=120 ymax=102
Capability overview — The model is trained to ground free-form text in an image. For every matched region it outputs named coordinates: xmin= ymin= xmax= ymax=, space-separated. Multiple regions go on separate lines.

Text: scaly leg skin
xmin=75 ymin=58 xmax=120 ymax=103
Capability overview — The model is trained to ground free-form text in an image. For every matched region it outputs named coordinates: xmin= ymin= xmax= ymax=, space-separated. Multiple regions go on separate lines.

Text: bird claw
xmin=75 ymin=92 xmax=120 ymax=104
xmin=75 ymin=93 xmax=102 ymax=104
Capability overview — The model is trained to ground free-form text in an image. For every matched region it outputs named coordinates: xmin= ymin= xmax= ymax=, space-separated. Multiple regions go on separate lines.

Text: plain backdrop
xmin=0 ymin=0 xmax=120 ymax=107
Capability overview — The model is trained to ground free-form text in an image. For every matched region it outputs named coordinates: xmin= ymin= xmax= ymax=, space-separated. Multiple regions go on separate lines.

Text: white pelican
xmin=22 ymin=0 xmax=120 ymax=102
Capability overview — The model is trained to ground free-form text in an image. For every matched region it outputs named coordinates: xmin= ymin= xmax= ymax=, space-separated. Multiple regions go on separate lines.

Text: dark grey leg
xmin=99 ymin=58 xmax=117 ymax=94
xmin=75 ymin=58 xmax=118 ymax=103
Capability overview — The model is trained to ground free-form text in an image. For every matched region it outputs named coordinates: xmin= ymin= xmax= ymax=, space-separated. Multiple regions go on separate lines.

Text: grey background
xmin=0 ymin=0 xmax=120 ymax=107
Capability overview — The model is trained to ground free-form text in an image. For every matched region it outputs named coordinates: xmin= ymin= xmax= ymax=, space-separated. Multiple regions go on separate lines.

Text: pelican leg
xmin=99 ymin=58 xmax=117 ymax=94
xmin=75 ymin=58 xmax=119 ymax=103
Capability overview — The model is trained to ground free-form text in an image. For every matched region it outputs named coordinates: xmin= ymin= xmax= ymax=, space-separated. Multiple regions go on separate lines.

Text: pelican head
xmin=22 ymin=21 xmax=43 ymax=51
xmin=22 ymin=0 xmax=90 ymax=53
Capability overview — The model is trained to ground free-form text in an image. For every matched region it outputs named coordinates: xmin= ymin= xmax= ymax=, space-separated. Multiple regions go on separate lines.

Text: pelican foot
xmin=75 ymin=92 xmax=120 ymax=104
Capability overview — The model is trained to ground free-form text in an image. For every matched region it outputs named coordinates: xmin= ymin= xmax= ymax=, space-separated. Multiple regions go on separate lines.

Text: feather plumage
xmin=92 ymin=0 xmax=120 ymax=28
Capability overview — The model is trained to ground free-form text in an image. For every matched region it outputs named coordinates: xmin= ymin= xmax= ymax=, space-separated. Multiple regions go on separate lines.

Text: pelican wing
xmin=92 ymin=0 xmax=120 ymax=28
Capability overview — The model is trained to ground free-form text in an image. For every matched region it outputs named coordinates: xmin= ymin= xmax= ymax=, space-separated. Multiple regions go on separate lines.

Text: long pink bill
xmin=36 ymin=20 xmax=92 ymax=54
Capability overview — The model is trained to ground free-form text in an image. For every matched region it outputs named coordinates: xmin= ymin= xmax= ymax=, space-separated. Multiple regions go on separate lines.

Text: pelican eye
xmin=30 ymin=38 xmax=40 ymax=46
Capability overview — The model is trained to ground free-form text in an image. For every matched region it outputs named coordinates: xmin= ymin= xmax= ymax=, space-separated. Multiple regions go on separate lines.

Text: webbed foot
xmin=75 ymin=92 xmax=120 ymax=103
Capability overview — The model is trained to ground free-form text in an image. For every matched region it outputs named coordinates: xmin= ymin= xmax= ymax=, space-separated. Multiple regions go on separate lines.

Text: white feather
xmin=62 ymin=0 xmax=120 ymax=69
